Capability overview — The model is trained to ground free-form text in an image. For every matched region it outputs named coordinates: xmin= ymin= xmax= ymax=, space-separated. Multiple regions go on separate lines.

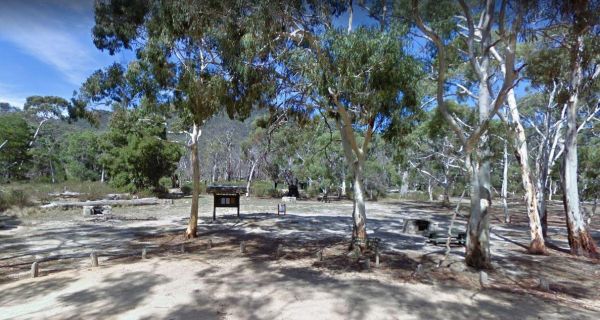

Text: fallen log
xmin=41 ymin=197 xmax=159 ymax=209
xmin=104 ymin=193 xmax=132 ymax=200
xmin=47 ymin=191 xmax=86 ymax=198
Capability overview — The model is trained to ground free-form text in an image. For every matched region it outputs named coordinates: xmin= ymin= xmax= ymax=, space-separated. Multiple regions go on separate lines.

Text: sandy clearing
xmin=1 ymin=253 xmax=597 ymax=320
xmin=1 ymin=197 xmax=599 ymax=320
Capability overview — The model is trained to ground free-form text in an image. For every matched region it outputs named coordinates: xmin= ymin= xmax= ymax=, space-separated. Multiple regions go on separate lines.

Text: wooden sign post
xmin=207 ymin=185 xmax=244 ymax=221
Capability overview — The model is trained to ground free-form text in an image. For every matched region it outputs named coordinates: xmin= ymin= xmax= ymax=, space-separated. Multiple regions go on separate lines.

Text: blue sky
xmin=0 ymin=0 xmax=132 ymax=109
xmin=0 ymin=1 xmax=376 ymax=110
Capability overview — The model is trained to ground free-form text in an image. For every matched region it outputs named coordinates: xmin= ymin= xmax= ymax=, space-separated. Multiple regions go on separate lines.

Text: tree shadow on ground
xmin=0 ymin=214 xmax=21 ymax=231
xmin=151 ymin=256 xmax=595 ymax=320
xmin=0 ymin=276 xmax=72 ymax=305
xmin=57 ymin=271 xmax=169 ymax=319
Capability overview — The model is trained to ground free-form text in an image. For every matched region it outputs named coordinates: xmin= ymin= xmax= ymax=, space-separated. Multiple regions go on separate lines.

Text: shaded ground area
xmin=1 ymin=252 xmax=598 ymax=319
xmin=1 ymin=197 xmax=599 ymax=319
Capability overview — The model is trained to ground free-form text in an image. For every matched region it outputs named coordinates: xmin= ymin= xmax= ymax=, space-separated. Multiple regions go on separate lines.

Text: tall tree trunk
xmin=493 ymin=43 xmax=546 ymax=252
xmin=101 ymin=165 xmax=105 ymax=183
xmin=507 ymin=91 xmax=546 ymax=253
xmin=185 ymin=123 xmax=201 ymax=239
xmin=501 ymin=140 xmax=509 ymax=223
xmin=335 ymin=116 xmax=368 ymax=250
xmin=352 ymin=157 xmax=368 ymax=247
xmin=537 ymin=165 xmax=549 ymax=237
xmin=245 ymin=160 xmax=258 ymax=197
xmin=49 ymin=159 xmax=55 ymax=184
xmin=341 ymin=169 xmax=347 ymax=197
xmin=427 ymin=178 xmax=434 ymax=202
xmin=465 ymin=79 xmax=492 ymax=270
xmin=400 ymin=170 xmax=409 ymax=196
xmin=443 ymin=187 xmax=450 ymax=206
xmin=561 ymin=34 xmax=598 ymax=257
xmin=465 ymin=153 xmax=492 ymax=269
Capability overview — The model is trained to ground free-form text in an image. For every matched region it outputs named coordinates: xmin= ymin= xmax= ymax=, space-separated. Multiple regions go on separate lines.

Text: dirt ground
xmin=1 ymin=196 xmax=599 ymax=319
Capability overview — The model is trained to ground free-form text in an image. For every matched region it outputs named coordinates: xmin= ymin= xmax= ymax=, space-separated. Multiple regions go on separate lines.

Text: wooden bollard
xmin=31 ymin=261 xmax=39 ymax=278
xmin=479 ymin=271 xmax=489 ymax=288
xmin=207 ymin=239 xmax=212 ymax=249
xmin=90 ymin=252 xmax=99 ymax=267
xmin=375 ymin=248 xmax=380 ymax=267
xmin=142 ymin=247 xmax=148 ymax=259
xmin=240 ymin=241 xmax=246 ymax=254
xmin=539 ymin=277 xmax=550 ymax=291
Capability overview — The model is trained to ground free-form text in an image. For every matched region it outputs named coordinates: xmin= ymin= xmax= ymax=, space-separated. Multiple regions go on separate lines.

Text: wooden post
xmin=317 ymin=248 xmax=323 ymax=261
xmin=207 ymin=239 xmax=212 ymax=249
xmin=213 ymin=196 xmax=216 ymax=221
xmin=31 ymin=261 xmax=39 ymax=278
xmin=142 ymin=247 xmax=148 ymax=259
xmin=236 ymin=193 xmax=240 ymax=218
xmin=539 ymin=277 xmax=550 ymax=291
xmin=375 ymin=247 xmax=380 ymax=267
xmin=90 ymin=252 xmax=99 ymax=267
xmin=276 ymin=244 xmax=283 ymax=259
xmin=240 ymin=241 xmax=246 ymax=254
xmin=181 ymin=244 xmax=185 ymax=253
xmin=479 ymin=271 xmax=489 ymax=288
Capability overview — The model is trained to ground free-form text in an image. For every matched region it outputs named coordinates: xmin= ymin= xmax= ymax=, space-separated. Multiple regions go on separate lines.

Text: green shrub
xmin=251 ymin=180 xmax=276 ymax=198
xmin=159 ymin=177 xmax=173 ymax=189
xmin=180 ymin=181 xmax=207 ymax=196
xmin=307 ymin=184 xmax=321 ymax=198
xmin=181 ymin=183 xmax=192 ymax=195
xmin=0 ymin=189 xmax=31 ymax=211
xmin=402 ymin=191 xmax=429 ymax=201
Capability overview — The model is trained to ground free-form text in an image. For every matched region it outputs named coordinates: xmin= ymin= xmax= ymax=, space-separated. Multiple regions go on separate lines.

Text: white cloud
xmin=0 ymin=1 xmax=99 ymax=86
xmin=0 ymin=83 xmax=26 ymax=109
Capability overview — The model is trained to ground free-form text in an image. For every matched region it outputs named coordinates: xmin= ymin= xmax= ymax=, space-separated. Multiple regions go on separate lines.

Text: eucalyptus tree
xmin=62 ymin=131 xmax=103 ymax=182
xmin=92 ymin=0 xmax=271 ymax=238
xmin=410 ymin=0 xmax=537 ymax=268
xmin=0 ymin=114 xmax=32 ymax=181
xmin=531 ymin=0 xmax=599 ymax=257
xmin=23 ymin=96 xmax=97 ymax=147
xmin=406 ymin=107 xmax=468 ymax=205
xmin=247 ymin=2 xmax=421 ymax=249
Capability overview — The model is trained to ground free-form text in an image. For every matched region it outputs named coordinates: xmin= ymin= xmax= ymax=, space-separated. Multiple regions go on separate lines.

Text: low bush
xmin=180 ymin=181 xmax=207 ymax=196
xmin=251 ymin=181 xmax=277 ymax=198
xmin=0 ymin=189 xmax=31 ymax=211
xmin=307 ymin=185 xmax=321 ymax=198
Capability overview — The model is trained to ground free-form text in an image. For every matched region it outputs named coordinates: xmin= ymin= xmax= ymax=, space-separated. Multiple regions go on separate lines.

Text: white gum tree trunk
xmin=335 ymin=110 xmax=370 ymax=250
xmin=400 ymin=170 xmax=409 ymax=196
xmin=246 ymin=159 xmax=258 ymax=197
xmin=185 ymin=123 xmax=201 ymax=239
xmin=562 ymin=26 xmax=598 ymax=257
xmin=492 ymin=46 xmax=546 ymax=253
xmin=501 ymin=140 xmax=509 ymax=223
xmin=464 ymin=77 xmax=493 ymax=270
